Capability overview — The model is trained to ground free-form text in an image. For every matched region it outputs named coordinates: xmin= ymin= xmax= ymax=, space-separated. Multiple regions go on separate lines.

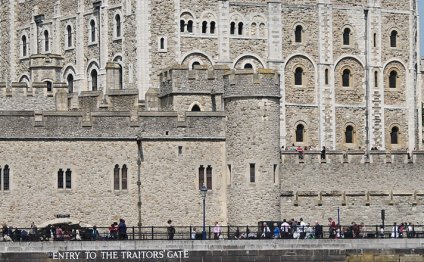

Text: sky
xmin=420 ymin=0 xmax=424 ymax=56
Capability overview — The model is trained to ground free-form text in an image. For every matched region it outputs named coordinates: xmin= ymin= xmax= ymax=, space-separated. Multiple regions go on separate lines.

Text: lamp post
xmin=200 ymin=184 xmax=208 ymax=240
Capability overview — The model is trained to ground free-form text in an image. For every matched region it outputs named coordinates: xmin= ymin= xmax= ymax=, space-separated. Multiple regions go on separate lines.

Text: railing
xmin=1 ymin=225 xmax=422 ymax=242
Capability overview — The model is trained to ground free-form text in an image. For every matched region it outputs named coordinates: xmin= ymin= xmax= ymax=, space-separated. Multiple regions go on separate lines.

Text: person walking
xmin=167 ymin=220 xmax=175 ymax=240
xmin=213 ymin=222 xmax=221 ymax=239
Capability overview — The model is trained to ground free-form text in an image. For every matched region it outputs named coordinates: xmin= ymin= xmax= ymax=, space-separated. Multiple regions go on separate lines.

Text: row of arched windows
xmin=20 ymin=14 xmax=122 ymax=57
xmin=180 ymin=19 xmax=266 ymax=37
xmin=294 ymin=25 xmax=399 ymax=48
xmin=295 ymin=124 xmax=400 ymax=145
xmin=292 ymin=67 xmax=399 ymax=89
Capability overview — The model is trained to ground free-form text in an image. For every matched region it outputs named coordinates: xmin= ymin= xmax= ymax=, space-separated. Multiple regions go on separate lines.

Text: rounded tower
xmin=224 ymin=69 xmax=281 ymax=225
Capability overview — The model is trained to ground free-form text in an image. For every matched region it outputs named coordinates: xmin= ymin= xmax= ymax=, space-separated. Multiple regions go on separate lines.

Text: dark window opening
xmin=345 ymin=125 xmax=354 ymax=144
xmin=230 ymin=22 xmax=235 ymax=35
xmin=373 ymin=33 xmax=377 ymax=47
xmin=178 ymin=146 xmax=183 ymax=156
xmin=249 ymin=163 xmax=255 ymax=183
xmin=91 ymin=69 xmax=98 ymax=91
xmin=67 ymin=74 xmax=74 ymax=93
xmin=22 ymin=35 xmax=27 ymax=56
xmin=44 ymin=30 xmax=49 ymax=52
xmin=238 ymin=22 xmax=243 ymax=35
xmin=187 ymin=20 xmax=193 ymax=33
xmin=65 ymin=169 xmax=72 ymax=189
xmin=296 ymin=124 xmax=304 ymax=143
xmin=389 ymin=70 xmax=397 ymax=88
xmin=115 ymin=14 xmax=121 ymax=37
xmin=3 ymin=165 xmax=9 ymax=191
xmin=121 ymin=165 xmax=127 ymax=190
xmin=374 ymin=71 xmax=378 ymax=88
xmin=202 ymin=21 xmax=207 ymax=34
xmin=244 ymin=63 xmax=253 ymax=69
xmin=391 ymin=127 xmax=399 ymax=144
xmin=46 ymin=81 xmax=53 ymax=92
xmin=58 ymin=169 xmax=64 ymax=189
xmin=342 ymin=69 xmax=350 ymax=87
xmin=295 ymin=67 xmax=303 ymax=85
xmin=390 ymin=30 xmax=397 ymax=48
xmin=295 ymin=25 xmax=302 ymax=43
xmin=67 ymin=25 xmax=72 ymax=47
xmin=191 ymin=62 xmax=200 ymax=70
xmin=273 ymin=164 xmax=277 ymax=184
xmin=180 ymin=20 xmax=185 ymax=32
xmin=118 ymin=64 xmax=123 ymax=89
xmin=191 ymin=104 xmax=201 ymax=111
xmin=114 ymin=164 xmax=120 ymax=190
xmin=325 ymin=69 xmax=329 ymax=85
xmin=198 ymin=165 xmax=205 ymax=189
xmin=90 ymin=20 xmax=96 ymax=42
xmin=206 ymin=165 xmax=212 ymax=190
xmin=160 ymin=37 xmax=165 ymax=50
xmin=210 ymin=22 xmax=216 ymax=34
xmin=343 ymin=28 xmax=350 ymax=45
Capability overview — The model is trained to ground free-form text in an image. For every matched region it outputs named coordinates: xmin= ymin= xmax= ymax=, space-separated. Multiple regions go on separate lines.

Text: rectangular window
xmin=58 ymin=169 xmax=64 ymax=189
xmin=0 ymin=167 xmax=2 ymax=190
xmin=206 ymin=166 xmax=212 ymax=190
xmin=178 ymin=146 xmax=183 ymax=156
xmin=227 ymin=164 xmax=232 ymax=186
xmin=3 ymin=166 xmax=9 ymax=191
xmin=250 ymin=163 xmax=255 ymax=183
xmin=273 ymin=164 xmax=278 ymax=184
xmin=65 ymin=169 xmax=72 ymax=189
xmin=198 ymin=165 xmax=205 ymax=189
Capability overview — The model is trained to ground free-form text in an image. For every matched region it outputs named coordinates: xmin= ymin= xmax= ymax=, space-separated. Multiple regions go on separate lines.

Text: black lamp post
xmin=200 ymin=184 xmax=208 ymax=240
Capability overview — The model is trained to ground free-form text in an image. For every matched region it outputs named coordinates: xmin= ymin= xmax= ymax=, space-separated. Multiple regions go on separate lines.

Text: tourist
xmin=280 ymin=219 xmax=290 ymax=239
xmin=213 ymin=222 xmax=221 ymax=239
xmin=167 ymin=220 xmax=175 ymax=240
xmin=118 ymin=218 xmax=127 ymax=240
xmin=273 ymin=223 xmax=280 ymax=239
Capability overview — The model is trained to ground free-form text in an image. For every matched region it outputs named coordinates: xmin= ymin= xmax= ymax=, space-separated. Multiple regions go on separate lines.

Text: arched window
xmin=238 ymin=22 xmax=243 ymax=35
xmin=160 ymin=37 xmax=165 ymax=50
xmin=57 ymin=168 xmax=64 ymax=189
xmin=325 ymin=69 xmax=329 ymax=85
xmin=295 ymin=25 xmax=302 ymax=43
xmin=191 ymin=104 xmax=201 ymax=111
xmin=202 ymin=21 xmax=207 ymax=34
xmin=91 ymin=69 xmax=98 ymax=91
xmin=66 ymin=25 xmax=72 ymax=47
xmin=345 ymin=125 xmax=354 ymax=143
xmin=230 ymin=22 xmax=235 ymax=35
xmin=67 ymin=74 xmax=74 ymax=93
xmin=206 ymin=165 xmax=212 ymax=190
xmin=114 ymin=164 xmax=120 ymax=190
xmin=121 ymin=165 xmax=128 ymax=190
xmin=198 ymin=165 xmax=205 ymax=189
xmin=389 ymin=70 xmax=397 ymax=88
xmin=44 ymin=30 xmax=49 ymax=52
xmin=342 ymin=69 xmax=351 ymax=87
xmin=65 ymin=169 xmax=72 ymax=189
xmin=90 ymin=20 xmax=96 ymax=42
xmin=390 ymin=126 xmax=399 ymax=144
xmin=295 ymin=67 xmax=303 ymax=85
xmin=390 ymin=30 xmax=397 ymax=48
xmin=343 ymin=28 xmax=351 ymax=46
xmin=22 ymin=35 xmax=27 ymax=57
xmin=296 ymin=124 xmax=304 ymax=143
xmin=180 ymin=20 xmax=185 ymax=32
xmin=191 ymin=61 xmax=200 ymax=70
xmin=187 ymin=20 xmax=193 ymax=33
xmin=210 ymin=21 xmax=216 ymax=34
xmin=115 ymin=14 xmax=121 ymax=38
xmin=244 ymin=63 xmax=253 ymax=69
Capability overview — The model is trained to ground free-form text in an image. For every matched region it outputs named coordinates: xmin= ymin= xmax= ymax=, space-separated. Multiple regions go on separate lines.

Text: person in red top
xmin=296 ymin=146 xmax=304 ymax=159
xmin=328 ymin=218 xmax=336 ymax=239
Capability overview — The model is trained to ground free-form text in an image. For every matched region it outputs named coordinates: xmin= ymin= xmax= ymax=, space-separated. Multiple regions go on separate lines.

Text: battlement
xmin=158 ymin=65 xmax=230 ymax=98
xmin=223 ymin=69 xmax=281 ymax=99
xmin=281 ymin=150 xmax=424 ymax=164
